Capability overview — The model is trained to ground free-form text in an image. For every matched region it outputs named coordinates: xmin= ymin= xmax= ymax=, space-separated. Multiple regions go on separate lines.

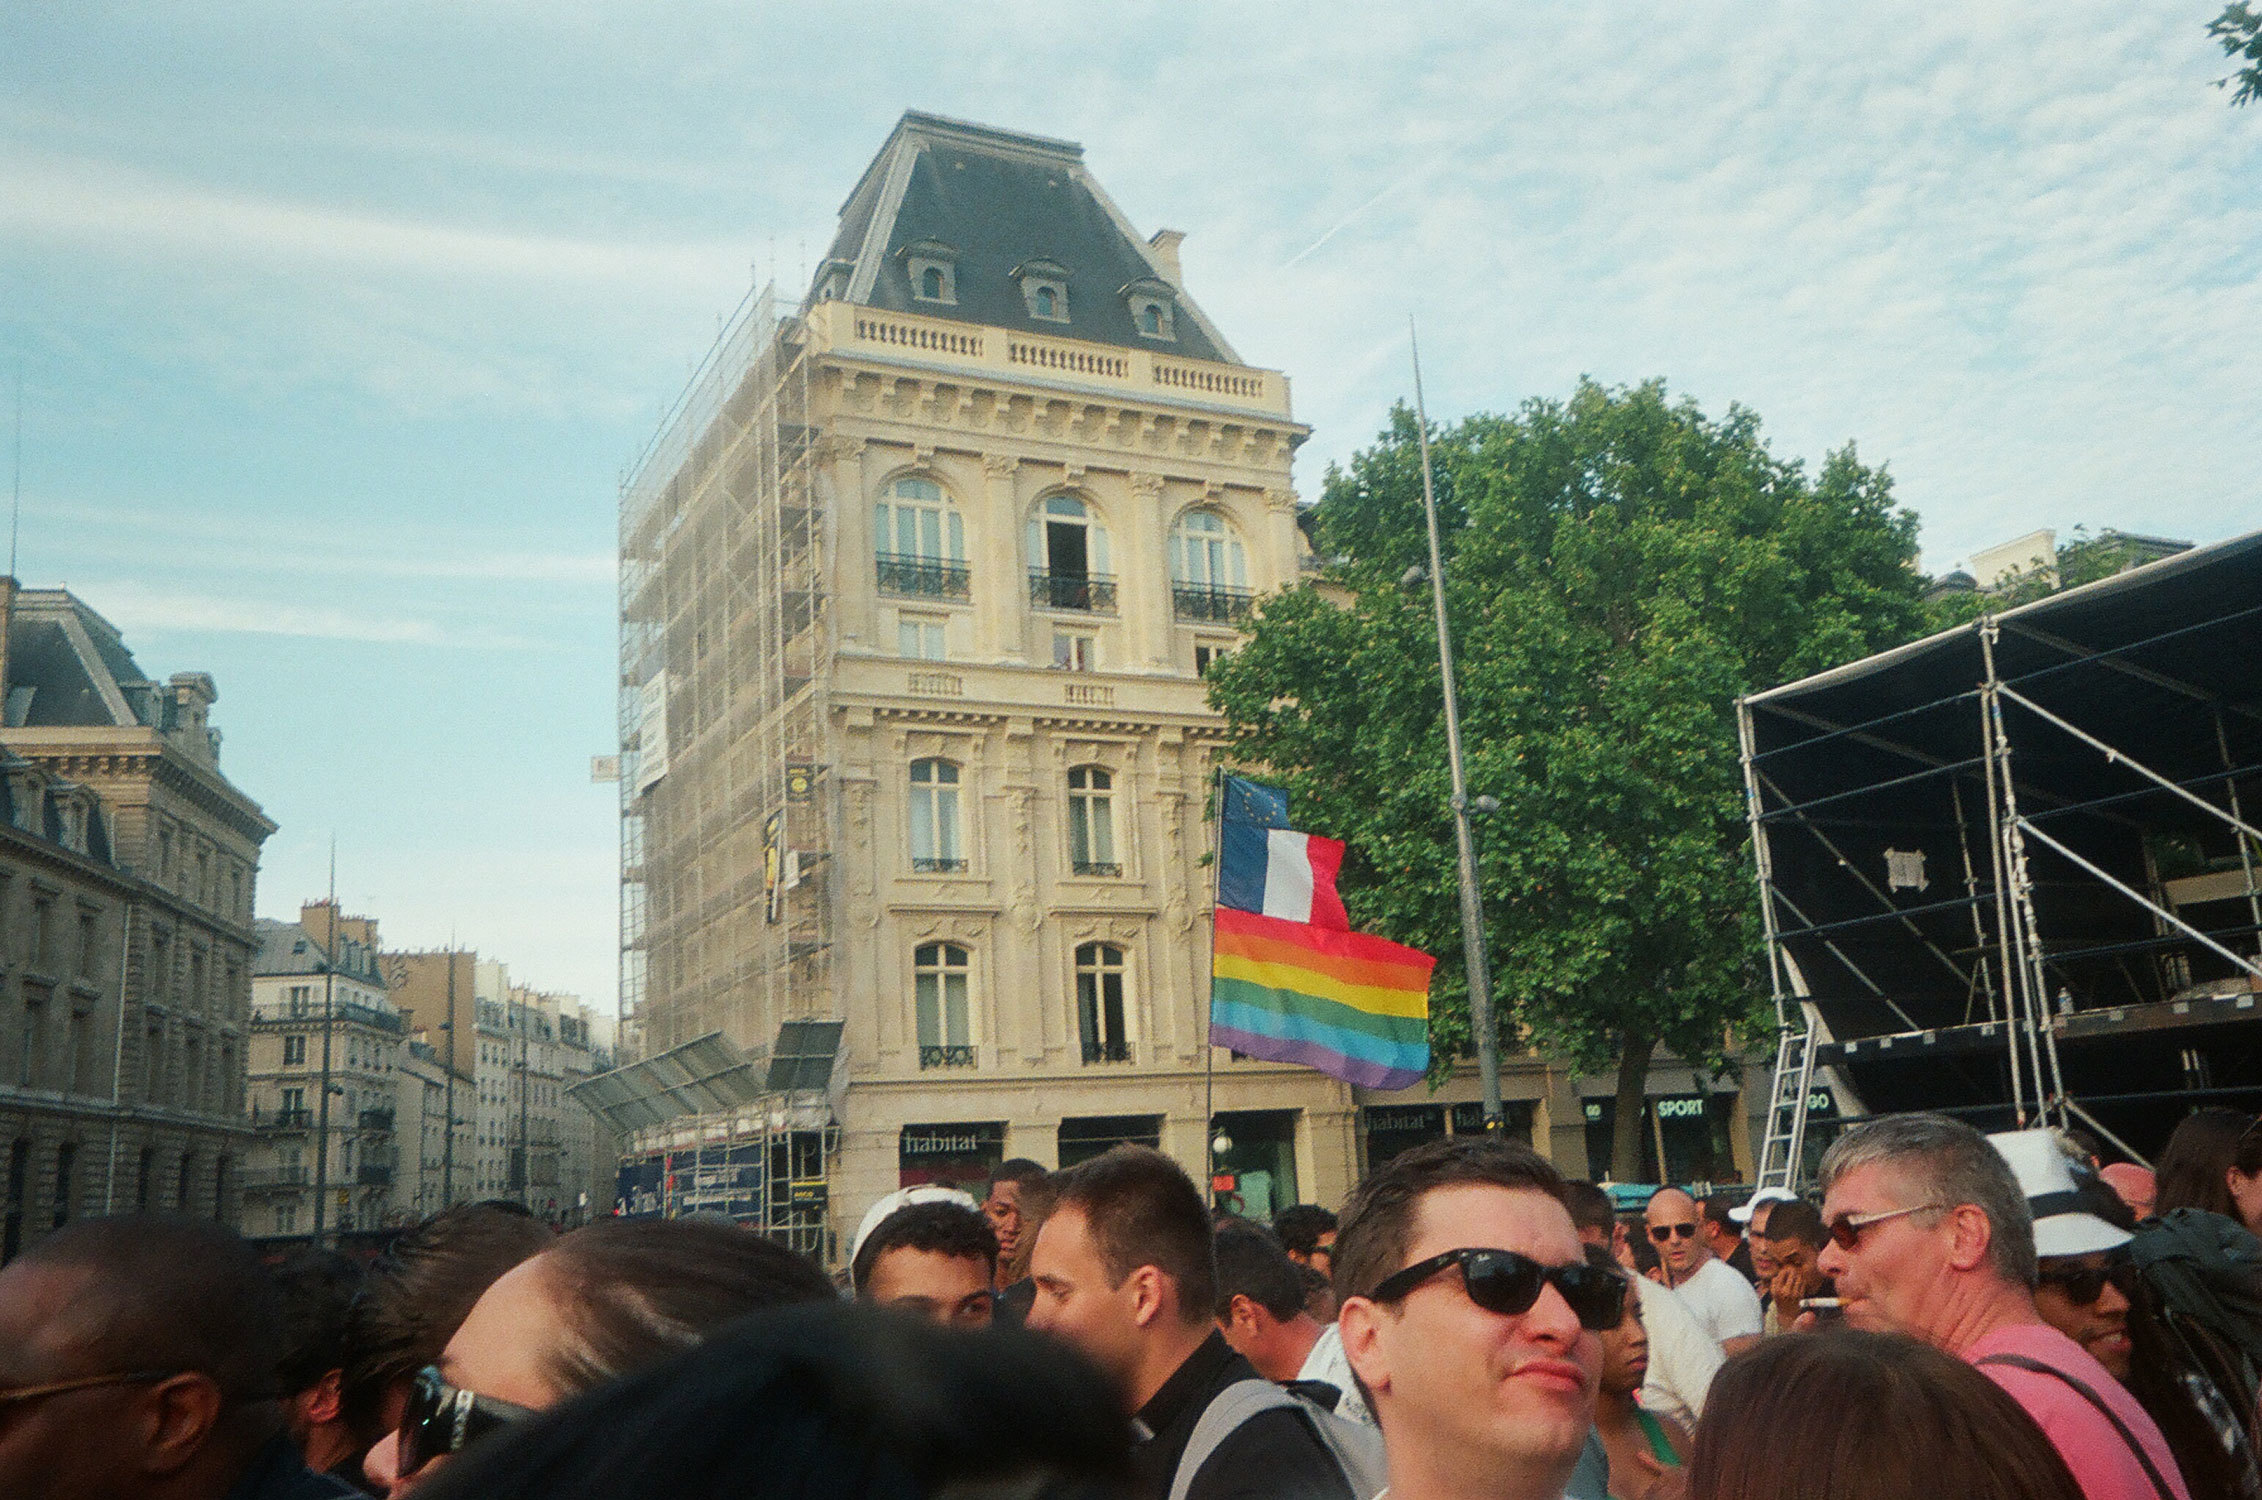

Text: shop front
xmin=898 ymin=1121 xmax=1006 ymax=1191
xmin=1360 ymin=1099 xmax=1537 ymax=1172
xmin=1581 ymin=1092 xmax=1742 ymax=1187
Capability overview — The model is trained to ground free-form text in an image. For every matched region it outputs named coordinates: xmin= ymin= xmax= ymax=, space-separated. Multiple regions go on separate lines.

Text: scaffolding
xmin=1741 ymin=533 xmax=2262 ymax=1186
xmin=618 ymin=283 xmax=834 ymax=1067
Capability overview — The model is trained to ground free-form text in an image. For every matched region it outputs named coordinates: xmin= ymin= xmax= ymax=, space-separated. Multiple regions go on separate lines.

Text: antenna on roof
xmin=9 ymin=364 xmax=21 ymax=579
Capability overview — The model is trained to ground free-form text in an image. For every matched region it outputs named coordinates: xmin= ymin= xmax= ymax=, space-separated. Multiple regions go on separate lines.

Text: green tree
xmin=2212 ymin=3 xmax=2262 ymax=107
xmin=1923 ymin=526 xmax=2175 ymax=628
xmin=1207 ymin=379 xmax=1928 ymax=1180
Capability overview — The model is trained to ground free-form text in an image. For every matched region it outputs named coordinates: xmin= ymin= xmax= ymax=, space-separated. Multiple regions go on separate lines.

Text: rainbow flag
xmin=1210 ymin=906 xmax=1435 ymax=1090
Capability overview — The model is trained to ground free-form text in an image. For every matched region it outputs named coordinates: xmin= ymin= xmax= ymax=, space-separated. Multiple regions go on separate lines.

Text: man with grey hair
xmin=1816 ymin=1113 xmax=2189 ymax=1500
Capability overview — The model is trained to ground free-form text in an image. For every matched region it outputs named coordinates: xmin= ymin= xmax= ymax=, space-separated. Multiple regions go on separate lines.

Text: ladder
xmin=1755 ymin=1026 xmax=1818 ymax=1191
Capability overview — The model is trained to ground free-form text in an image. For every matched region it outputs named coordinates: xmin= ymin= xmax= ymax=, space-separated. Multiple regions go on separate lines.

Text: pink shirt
xmin=1963 ymin=1322 xmax=2190 ymax=1500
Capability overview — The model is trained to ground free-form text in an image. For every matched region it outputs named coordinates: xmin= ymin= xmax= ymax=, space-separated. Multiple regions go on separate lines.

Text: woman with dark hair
xmin=1587 ymin=1248 xmax=1689 ymax=1498
xmin=363 ymin=1217 xmax=836 ymax=1495
xmin=1687 ymin=1330 xmax=2084 ymax=1500
xmin=2154 ymin=1107 xmax=2262 ymax=1228
xmin=414 ymin=1301 xmax=1134 ymax=1500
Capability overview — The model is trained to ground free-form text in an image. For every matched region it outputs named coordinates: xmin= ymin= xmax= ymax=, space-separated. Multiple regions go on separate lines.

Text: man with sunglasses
xmin=1642 ymin=1187 xmax=1762 ymax=1356
xmin=0 ymin=1214 xmax=356 ymax=1500
xmin=1336 ymin=1138 xmax=1622 ymax=1500
xmin=1815 ymin=1115 xmax=2189 ymax=1500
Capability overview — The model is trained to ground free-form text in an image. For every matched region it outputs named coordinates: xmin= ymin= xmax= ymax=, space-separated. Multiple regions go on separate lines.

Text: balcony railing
xmin=1029 ymin=570 xmax=1117 ymax=614
xmin=877 ymin=553 xmax=971 ymax=601
xmin=911 ymin=857 xmax=969 ymax=874
xmin=1172 ymin=584 xmax=1254 ymax=624
xmin=259 ymin=1109 xmax=314 ymax=1131
xmin=240 ymin=1166 xmax=309 ymax=1191
xmin=357 ymin=1163 xmax=394 ymax=1187
xmin=1080 ymin=1040 xmax=1131 ymax=1065
xmin=1071 ymin=860 xmax=1122 ymax=877
xmin=919 ymin=1044 xmax=977 ymax=1069
xmin=359 ymin=1108 xmax=395 ymax=1133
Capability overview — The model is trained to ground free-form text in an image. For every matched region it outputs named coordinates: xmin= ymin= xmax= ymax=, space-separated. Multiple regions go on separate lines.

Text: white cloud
xmin=76 ymin=580 xmax=539 ymax=649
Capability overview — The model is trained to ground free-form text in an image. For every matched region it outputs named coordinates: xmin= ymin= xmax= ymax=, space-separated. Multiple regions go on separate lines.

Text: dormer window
xmin=813 ymin=257 xmax=855 ymax=304
xmin=1013 ymin=259 xmax=1072 ymax=323
xmin=1121 ymin=278 xmax=1176 ymax=341
xmin=902 ymin=240 xmax=959 ymax=306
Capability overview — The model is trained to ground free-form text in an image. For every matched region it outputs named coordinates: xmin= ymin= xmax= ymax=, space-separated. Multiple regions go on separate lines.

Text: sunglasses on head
xmin=396 ymin=1366 xmax=534 ymax=1476
xmin=1648 ymin=1222 xmax=1699 ymax=1242
xmin=2037 ymin=1254 xmax=2136 ymax=1307
xmin=1370 ymin=1247 xmax=1628 ymax=1331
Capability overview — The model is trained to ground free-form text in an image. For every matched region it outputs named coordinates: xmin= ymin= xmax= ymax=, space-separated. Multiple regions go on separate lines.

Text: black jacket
xmin=1131 ymin=1331 xmax=1356 ymax=1500
xmin=224 ymin=1434 xmax=358 ymax=1500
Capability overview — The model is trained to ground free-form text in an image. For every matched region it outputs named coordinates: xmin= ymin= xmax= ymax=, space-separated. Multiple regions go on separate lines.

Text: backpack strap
xmin=1974 ymin=1352 xmax=2179 ymax=1500
xmin=1168 ymin=1379 xmax=1302 ymax=1500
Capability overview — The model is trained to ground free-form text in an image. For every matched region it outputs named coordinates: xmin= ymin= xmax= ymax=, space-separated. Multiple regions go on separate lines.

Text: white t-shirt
xmin=1672 ymin=1255 xmax=1763 ymax=1347
xmin=1296 ymin=1321 xmax=1376 ymax=1428
xmin=1633 ymin=1275 xmax=1723 ymax=1426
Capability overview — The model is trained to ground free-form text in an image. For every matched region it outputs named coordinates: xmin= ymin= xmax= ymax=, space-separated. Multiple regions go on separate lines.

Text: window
xmin=875 ymin=477 xmax=969 ymax=599
xmin=76 ymin=912 xmax=97 ymax=979
xmin=288 ymin=985 xmax=311 ymax=1018
xmin=52 ymin=1143 xmax=75 ymax=1228
xmin=1195 ymin=642 xmax=1234 ymax=677
xmin=921 ymin=266 xmax=944 ymax=299
xmin=66 ymin=1011 xmax=88 ymax=1093
xmin=1076 ymin=944 xmax=1129 ymax=1063
xmin=1068 ymin=767 xmax=1119 ymax=876
xmin=1052 ymin=633 xmax=1095 ymax=672
xmin=284 ymin=1034 xmax=306 ymax=1066
xmin=136 ymin=1147 xmax=154 ymax=1211
xmin=1137 ymin=303 xmax=1161 ymax=336
xmin=1170 ymin=510 xmax=1252 ymax=622
xmin=914 ymin=943 xmax=973 ymax=1068
xmin=898 ymin=614 xmax=947 ymax=661
xmin=908 ymin=760 xmax=966 ymax=873
xmin=1013 ymin=260 xmax=1072 ymax=323
xmin=1034 ymin=286 xmax=1057 ymax=318
xmin=176 ymin=1153 xmax=195 ymax=1214
xmin=280 ymin=1086 xmax=306 ymax=1120
xmin=18 ymin=998 xmax=44 ymax=1088
xmin=1028 ymin=496 xmax=1115 ymax=612
xmin=275 ymin=1202 xmax=298 ymax=1235
xmin=906 ymin=242 xmax=957 ymax=305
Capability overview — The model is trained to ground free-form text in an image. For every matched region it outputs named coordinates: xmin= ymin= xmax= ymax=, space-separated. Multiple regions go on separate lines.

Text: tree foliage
xmin=1923 ymin=526 xmax=2171 ymax=628
xmin=1207 ymin=379 xmax=1928 ymax=1176
xmin=2213 ymin=3 xmax=2262 ymax=108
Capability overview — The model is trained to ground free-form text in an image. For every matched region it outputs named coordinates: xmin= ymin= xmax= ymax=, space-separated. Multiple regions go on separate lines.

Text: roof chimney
xmin=1148 ymin=229 xmax=1185 ymax=287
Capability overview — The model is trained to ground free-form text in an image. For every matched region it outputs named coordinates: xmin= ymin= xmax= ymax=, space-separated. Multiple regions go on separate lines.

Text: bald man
xmin=2099 ymin=1162 xmax=2156 ymax=1221
xmin=0 ymin=1215 xmax=354 ymax=1500
xmin=1643 ymin=1187 xmax=1762 ymax=1355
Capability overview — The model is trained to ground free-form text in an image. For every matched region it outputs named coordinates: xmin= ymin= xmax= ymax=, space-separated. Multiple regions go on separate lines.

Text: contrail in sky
xmin=1285 ymin=179 xmax=1410 ymax=268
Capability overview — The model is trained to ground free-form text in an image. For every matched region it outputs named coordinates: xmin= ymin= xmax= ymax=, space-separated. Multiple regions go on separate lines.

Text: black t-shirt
xmin=1131 ymin=1331 xmax=1355 ymax=1500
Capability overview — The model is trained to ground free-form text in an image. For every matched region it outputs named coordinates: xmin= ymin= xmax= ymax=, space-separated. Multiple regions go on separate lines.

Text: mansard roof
xmin=815 ymin=111 xmax=1241 ymax=365
xmin=4 ymin=588 xmax=158 ymax=729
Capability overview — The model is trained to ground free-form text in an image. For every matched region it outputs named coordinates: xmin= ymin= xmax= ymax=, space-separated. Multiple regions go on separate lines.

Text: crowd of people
xmin=6 ymin=1108 xmax=2262 ymax=1500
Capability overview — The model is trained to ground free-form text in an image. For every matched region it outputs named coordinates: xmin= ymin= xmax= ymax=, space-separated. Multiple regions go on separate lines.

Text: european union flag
xmin=1221 ymin=775 xmax=1289 ymax=829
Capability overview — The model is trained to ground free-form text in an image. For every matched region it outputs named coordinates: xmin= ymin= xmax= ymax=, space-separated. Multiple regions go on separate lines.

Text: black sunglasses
xmin=1648 ymin=1223 xmax=1699 ymax=1242
xmin=2037 ymin=1254 xmax=2136 ymax=1308
xmin=1369 ymin=1247 xmax=1627 ymax=1331
xmin=397 ymin=1366 xmax=535 ymax=1476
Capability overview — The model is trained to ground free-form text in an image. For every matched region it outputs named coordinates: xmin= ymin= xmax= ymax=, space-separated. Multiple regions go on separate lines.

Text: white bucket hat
xmin=1986 ymin=1128 xmax=2132 ymax=1259
xmin=1730 ymin=1185 xmax=1799 ymax=1225
xmin=849 ymin=1185 xmax=983 ymax=1272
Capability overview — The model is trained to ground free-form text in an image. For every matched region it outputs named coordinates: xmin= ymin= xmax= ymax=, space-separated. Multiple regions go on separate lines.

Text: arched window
xmin=1076 ymin=944 xmax=1128 ymax=1064
xmin=908 ymin=759 xmax=965 ymax=873
xmin=915 ymin=943 xmax=973 ymax=1067
xmin=1137 ymin=304 xmax=1161 ymax=336
xmin=1034 ymin=285 xmax=1057 ymax=319
xmin=1028 ymin=496 xmax=1114 ymax=613
xmin=921 ymin=266 xmax=945 ymax=300
xmin=875 ymin=477 xmax=970 ymax=600
xmin=1068 ymin=766 xmax=1119 ymax=876
xmin=1169 ymin=510 xmax=1251 ymax=622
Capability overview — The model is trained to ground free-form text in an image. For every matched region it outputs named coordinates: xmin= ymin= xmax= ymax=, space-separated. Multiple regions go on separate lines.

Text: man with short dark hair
xmin=1750 ymin=1197 xmax=1830 ymax=1336
xmin=1643 ymin=1186 xmax=1761 ymax=1355
xmin=271 ymin=1249 xmax=376 ymax=1489
xmin=1336 ymin=1139 xmax=1616 ymax=1500
xmin=1212 ymin=1221 xmax=1323 ymax=1383
xmin=983 ymin=1159 xmax=1048 ymax=1289
xmin=1818 ymin=1117 xmax=2190 ymax=1499
xmin=850 ymin=1194 xmax=997 ymax=1327
xmin=1273 ymin=1205 xmax=1338 ymax=1280
xmin=1699 ymin=1192 xmax=1755 ymax=1282
xmin=1027 ymin=1146 xmax=1359 ymax=1500
xmin=0 ymin=1215 xmax=356 ymax=1500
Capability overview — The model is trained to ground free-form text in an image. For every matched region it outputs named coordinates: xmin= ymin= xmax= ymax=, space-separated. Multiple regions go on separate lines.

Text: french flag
xmin=1218 ymin=824 xmax=1349 ymax=930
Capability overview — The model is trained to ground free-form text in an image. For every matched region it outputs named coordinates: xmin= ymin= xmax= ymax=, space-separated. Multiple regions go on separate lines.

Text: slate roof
xmin=251 ymin=916 xmax=388 ymax=986
xmin=816 ymin=112 xmax=1241 ymax=365
xmin=3 ymin=590 xmax=158 ymax=729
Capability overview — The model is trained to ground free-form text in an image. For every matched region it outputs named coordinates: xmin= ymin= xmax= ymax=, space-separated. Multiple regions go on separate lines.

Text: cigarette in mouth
xmin=1799 ymin=1298 xmax=1844 ymax=1311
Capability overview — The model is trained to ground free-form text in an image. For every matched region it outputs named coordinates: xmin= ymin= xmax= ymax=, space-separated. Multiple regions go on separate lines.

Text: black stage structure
xmin=1740 ymin=531 xmax=2262 ymax=1185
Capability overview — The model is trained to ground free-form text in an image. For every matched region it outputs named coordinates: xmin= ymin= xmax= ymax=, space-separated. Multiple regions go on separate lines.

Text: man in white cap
xmin=1732 ymin=1186 xmax=1798 ymax=1286
xmin=849 ymin=1187 xmax=999 ymax=1327
xmin=1816 ymin=1113 xmax=2189 ymax=1500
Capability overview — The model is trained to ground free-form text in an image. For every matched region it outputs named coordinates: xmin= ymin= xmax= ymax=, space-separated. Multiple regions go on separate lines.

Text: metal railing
xmin=1072 ymin=860 xmax=1122 ymax=877
xmin=240 ymin=1166 xmax=309 ymax=1190
xmin=1029 ymin=570 xmax=1117 ymax=614
xmin=919 ymin=1044 xmax=977 ymax=1069
xmin=357 ymin=1163 xmax=393 ymax=1187
xmin=912 ymin=857 xmax=969 ymax=874
xmin=1080 ymin=1040 xmax=1131 ymax=1065
xmin=877 ymin=553 xmax=971 ymax=600
xmin=259 ymin=1109 xmax=314 ymax=1131
xmin=358 ymin=1108 xmax=395 ymax=1133
xmin=1172 ymin=584 xmax=1254 ymax=623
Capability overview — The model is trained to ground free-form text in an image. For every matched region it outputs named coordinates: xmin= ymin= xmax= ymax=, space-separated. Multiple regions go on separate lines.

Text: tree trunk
xmin=1610 ymin=1031 xmax=1656 ymax=1183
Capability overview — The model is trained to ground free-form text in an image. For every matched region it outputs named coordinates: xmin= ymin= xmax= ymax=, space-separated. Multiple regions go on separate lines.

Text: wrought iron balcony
xmin=877 ymin=553 xmax=971 ymax=601
xmin=358 ymin=1108 xmax=395 ymax=1133
xmin=1029 ymin=570 xmax=1117 ymax=614
xmin=1172 ymin=584 xmax=1254 ymax=623
xmin=357 ymin=1162 xmax=394 ymax=1187
xmin=240 ymin=1166 xmax=309 ymax=1191
xmin=1072 ymin=860 xmax=1122 ymax=877
xmin=1080 ymin=1040 xmax=1131 ymax=1065
xmin=919 ymin=1044 xmax=977 ymax=1069
xmin=259 ymin=1109 xmax=314 ymax=1131
xmin=911 ymin=857 xmax=969 ymax=874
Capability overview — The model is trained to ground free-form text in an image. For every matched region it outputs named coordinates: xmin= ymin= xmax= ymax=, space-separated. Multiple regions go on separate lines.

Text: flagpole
xmin=1204 ymin=762 xmax=1223 ymax=1202
xmin=1410 ymin=320 xmax=1506 ymax=1133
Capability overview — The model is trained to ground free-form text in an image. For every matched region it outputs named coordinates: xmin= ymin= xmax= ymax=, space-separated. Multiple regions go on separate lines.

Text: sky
xmin=3 ymin=2 xmax=2257 ymax=1014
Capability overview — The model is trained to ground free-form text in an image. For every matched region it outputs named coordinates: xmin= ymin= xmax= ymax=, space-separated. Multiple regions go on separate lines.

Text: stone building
xmin=243 ymin=906 xmax=404 ymax=1237
xmin=0 ymin=579 xmax=274 ymax=1245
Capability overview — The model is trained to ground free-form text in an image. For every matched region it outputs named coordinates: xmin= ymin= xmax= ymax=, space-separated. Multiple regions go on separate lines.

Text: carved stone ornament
xmin=1010 ymin=882 xmax=1041 ymax=935
xmin=1264 ymin=486 xmax=1299 ymax=515
xmin=982 ymin=453 xmax=1021 ymax=479
xmin=1128 ymin=471 xmax=1166 ymax=500
xmin=815 ymin=434 xmax=867 ymax=465
xmin=846 ymin=781 xmax=881 ymax=930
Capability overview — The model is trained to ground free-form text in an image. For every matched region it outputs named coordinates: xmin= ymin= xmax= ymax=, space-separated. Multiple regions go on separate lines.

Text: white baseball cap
xmin=848 ymin=1185 xmax=983 ymax=1274
xmin=1730 ymin=1186 xmax=1798 ymax=1225
xmin=1986 ymin=1128 xmax=2132 ymax=1259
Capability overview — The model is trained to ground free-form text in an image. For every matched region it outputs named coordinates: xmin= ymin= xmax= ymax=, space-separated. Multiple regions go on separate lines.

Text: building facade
xmin=0 ymin=579 xmax=275 ymax=1247
xmin=244 ymin=906 xmax=405 ymax=1237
